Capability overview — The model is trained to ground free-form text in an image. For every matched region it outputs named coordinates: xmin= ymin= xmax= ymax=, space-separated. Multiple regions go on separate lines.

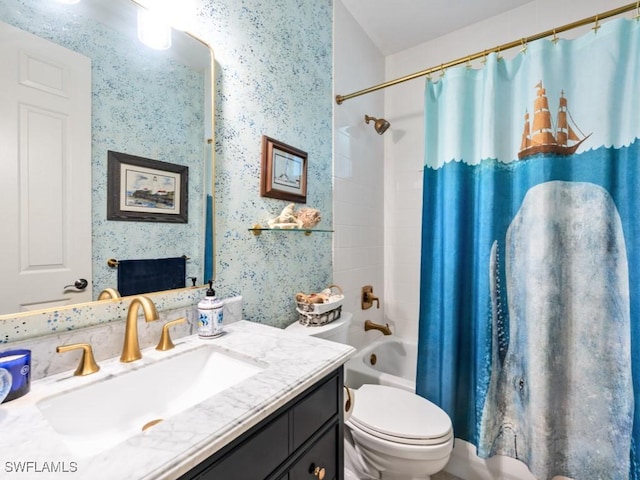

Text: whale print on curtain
xmin=417 ymin=17 xmax=640 ymax=480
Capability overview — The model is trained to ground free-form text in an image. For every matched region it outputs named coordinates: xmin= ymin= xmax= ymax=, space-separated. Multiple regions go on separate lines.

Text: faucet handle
xmin=56 ymin=343 xmax=101 ymax=376
xmin=361 ymin=285 xmax=380 ymax=310
xmin=156 ymin=317 xmax=186 ymax=351
xmin=368 ymin=292 xmax=380 ymax=309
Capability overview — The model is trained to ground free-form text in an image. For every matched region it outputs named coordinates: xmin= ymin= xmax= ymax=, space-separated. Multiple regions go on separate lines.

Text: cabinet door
xmin=288 ymin=424 xmax=339 ymax=480
xmin=292 ymin=374 xmax=339 ymax=450
xmin=194 ymin=412 xmax=289 ymax=480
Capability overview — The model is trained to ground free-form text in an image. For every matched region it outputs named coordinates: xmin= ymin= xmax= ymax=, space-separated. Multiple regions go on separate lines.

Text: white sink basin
xmin=36 ymin=345 xmax=265 ymax=457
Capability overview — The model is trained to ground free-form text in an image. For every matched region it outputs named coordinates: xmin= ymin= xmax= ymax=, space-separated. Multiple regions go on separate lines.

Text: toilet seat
xmin=349 ymin=384 xmax=453 ymax=446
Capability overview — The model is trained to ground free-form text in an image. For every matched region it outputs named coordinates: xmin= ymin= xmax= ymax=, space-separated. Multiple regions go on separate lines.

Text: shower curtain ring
xmin=440 ymin=64 xmax=446 ymax=78
xmin=592 ymin=14 xmax=601 ymax=32
xmin=634 ymin=1 xmax=640 ymax=20
xmin=552 ymin=29 xmax=559 ymax=44
xmin=466 ymin=56 xmax=472 ymax=69
xmin=520 ymin=38 xmax=528 ymax=53
xmin=481 ymin=50 xmax=487 ymax=65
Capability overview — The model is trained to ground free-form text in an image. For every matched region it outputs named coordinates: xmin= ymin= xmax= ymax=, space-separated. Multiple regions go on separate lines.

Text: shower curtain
xmin=416 ymin=17 xmax=640 ymax=480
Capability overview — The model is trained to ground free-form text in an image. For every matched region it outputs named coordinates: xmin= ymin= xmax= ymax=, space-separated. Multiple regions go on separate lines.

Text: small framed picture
xmin=107 ymin=150 xmax=188 ymax=223
xmin=260 ymin=136 xmax=308 ymax=203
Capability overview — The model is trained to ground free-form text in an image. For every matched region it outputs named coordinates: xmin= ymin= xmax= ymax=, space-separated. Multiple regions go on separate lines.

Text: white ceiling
xmin=341 ymin=0 xmax=534 ymax=56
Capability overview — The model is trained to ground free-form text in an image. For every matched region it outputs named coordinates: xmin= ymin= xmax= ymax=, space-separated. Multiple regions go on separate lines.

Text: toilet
xmin=285 ymin=312 xmax=454 ymax=480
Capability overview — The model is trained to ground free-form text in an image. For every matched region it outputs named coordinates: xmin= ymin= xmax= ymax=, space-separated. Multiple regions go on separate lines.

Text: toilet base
xmin=344 ymin=467 xmax=360 ymax=480
xmin=345 ymin=467 xmax=434 ymax=480
xmin=380 ymin=473 xmax=431 ymax=480
xmin=345 ymin=421 xmax=452 ymax=480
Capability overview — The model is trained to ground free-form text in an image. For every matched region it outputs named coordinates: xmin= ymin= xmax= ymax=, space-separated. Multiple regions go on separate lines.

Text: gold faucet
xmin=120 ymin=296 xmax=159 ymax=363
xmin=97 ymin=288 xmax=121 ymax=300
xmin=57 ymin=343 xmax=101 ymax=376
xmin=364 ymin=319 xmax=392 ymax=336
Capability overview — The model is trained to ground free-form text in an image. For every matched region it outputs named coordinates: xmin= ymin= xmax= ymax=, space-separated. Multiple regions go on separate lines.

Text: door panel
xmin=0 ymin=21 xmax=92 ymax=314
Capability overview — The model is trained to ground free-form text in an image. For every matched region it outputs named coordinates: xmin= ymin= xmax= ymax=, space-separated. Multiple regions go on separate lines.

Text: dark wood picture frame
xmin=260 ymin=136 xmax=308 ymax=203
xmin=107 ymin=150 xmax=188 ymax=223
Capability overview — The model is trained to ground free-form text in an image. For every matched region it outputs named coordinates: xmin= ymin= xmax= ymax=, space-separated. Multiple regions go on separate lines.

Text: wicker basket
xmin=295 ymin=284 xmax=344 ymax=326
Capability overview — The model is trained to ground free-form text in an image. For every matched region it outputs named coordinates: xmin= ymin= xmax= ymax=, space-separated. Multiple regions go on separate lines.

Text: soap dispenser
xmin=198 ymin=281 xmax=224 ymax=338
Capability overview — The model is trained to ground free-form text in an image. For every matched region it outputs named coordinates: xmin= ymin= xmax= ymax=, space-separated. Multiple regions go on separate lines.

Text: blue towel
xmin=117 ymin=257 xmax=186 ymax=297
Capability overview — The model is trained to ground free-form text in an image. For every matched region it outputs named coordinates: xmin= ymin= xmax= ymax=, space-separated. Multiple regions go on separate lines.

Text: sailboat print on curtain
xmin=518 ymin=82 xmax=590 ymax=159
xmin=417 ymin=18 xmax=640 ymax=480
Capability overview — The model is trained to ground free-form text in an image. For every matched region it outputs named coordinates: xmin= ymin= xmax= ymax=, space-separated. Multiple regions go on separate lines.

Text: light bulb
xmin=137 ymin=8 xmax=172 ymax=50
xmin=135 ymin=0 xmax=195 ymax=32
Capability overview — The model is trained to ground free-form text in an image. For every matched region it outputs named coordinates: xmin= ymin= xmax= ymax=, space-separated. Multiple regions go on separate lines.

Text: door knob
xmin=64 ymin=278 xmax=88 ymax=291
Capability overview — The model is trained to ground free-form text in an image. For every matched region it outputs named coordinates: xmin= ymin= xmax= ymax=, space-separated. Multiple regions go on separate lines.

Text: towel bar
xmin=107 ymin=255 xmax=190 ymax=268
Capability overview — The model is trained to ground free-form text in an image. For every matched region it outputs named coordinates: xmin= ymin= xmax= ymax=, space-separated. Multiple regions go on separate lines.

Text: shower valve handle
xmin=362 ymin=285 xmax=380 ymax=309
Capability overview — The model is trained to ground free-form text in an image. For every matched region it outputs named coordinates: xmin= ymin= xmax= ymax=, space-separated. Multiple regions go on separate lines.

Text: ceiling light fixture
xmin=137 ymin=7 xmax=172 ymax=50
xmin=135 ymin=0 xmax=195 ymax=32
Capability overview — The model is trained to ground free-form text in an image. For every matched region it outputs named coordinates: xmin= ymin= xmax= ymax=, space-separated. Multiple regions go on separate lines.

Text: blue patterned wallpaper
xmin=0 ymin=0 xmax=333 ymax=340
xmin=193 ymin=0 xmax=334 ymax=327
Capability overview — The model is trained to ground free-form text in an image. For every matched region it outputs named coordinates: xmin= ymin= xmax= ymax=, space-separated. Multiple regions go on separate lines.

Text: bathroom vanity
xmin=180 ymin=368 xmax=343 ymax=479
xmin=0 ymin=321 xmax=354 ymax=480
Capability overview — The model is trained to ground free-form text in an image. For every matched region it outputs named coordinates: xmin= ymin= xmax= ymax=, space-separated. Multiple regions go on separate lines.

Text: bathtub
xmin=344 ymin=336 xmax=416 ymax=392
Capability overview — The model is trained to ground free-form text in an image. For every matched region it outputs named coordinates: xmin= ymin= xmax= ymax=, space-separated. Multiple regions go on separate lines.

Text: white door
xmin=0 ymin=21 xmax=92 ymax=314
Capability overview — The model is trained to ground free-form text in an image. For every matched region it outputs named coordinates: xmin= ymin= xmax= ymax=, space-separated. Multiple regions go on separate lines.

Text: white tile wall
xmin=333 ymin=1 xmax=387 ymax=349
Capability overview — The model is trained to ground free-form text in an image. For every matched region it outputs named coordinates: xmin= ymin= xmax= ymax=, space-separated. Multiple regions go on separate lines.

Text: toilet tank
xmin=285 ymin=312 xmax=352 ymax=344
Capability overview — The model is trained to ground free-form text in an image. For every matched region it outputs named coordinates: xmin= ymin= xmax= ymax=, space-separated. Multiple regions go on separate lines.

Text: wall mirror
xmin=0 ymin=0 xmax=215 ymax=319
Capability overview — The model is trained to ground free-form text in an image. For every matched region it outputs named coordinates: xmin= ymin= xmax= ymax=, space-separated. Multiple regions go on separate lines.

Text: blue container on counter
xmin=0 ymin=368 xmax=11 ymax=403
xmin=0 ymin=349 xmax=31 ymax=403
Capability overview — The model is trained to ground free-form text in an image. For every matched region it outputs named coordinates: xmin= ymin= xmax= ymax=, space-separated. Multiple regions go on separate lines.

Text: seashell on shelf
xmin=295 ymin=207 xmax=321 ymax=229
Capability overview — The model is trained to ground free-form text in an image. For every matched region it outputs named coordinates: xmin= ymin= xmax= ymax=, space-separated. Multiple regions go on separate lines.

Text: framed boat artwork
xmin=107 ymin=151 xmax=188 ymax=223
xmin=260 ymin=136 xmax=308 ymax=203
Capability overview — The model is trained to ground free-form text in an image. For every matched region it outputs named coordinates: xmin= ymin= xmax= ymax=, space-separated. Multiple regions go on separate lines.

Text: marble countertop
xmin=0 ymin=321 xmax=355 ymax=479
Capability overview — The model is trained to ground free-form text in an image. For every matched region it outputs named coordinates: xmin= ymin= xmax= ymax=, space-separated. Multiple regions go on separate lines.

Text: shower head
xmin=364 ymin=115 xmax=390 ymax=135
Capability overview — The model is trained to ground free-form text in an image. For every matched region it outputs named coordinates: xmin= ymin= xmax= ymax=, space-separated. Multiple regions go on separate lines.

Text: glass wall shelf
xmin=249 ymin=224 xmax=333 ymax=236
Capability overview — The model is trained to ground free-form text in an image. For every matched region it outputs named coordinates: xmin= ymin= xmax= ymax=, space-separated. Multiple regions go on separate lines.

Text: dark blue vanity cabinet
xmin=179 ymin=367 xmax=344 ymax=480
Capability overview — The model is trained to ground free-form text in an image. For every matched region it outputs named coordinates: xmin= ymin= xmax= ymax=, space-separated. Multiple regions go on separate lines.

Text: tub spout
xmin=364 ymin=320 xmax=392 ymax=336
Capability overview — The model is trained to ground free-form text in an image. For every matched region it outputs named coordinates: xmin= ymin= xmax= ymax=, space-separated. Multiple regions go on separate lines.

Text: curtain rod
xmin=335 ymin=2 xmax=640 ymax=105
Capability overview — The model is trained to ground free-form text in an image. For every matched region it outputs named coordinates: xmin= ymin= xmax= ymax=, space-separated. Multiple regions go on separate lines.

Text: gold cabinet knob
xmin=156 ymin=317 xmax=186 ymax=351
xmin=56 ymin=343 xmax=100 ymax=376
xmin=313 ymin=466 xmax=325 ymax=480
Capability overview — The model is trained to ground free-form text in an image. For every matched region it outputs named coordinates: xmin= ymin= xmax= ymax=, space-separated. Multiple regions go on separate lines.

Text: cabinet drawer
xmin=292 ymin=374 xmax=339 ymax=449
xmin=195 ymin=412 xmax=289 ymax=480
xmin=288 ymin=423 xmax=339 ymax=480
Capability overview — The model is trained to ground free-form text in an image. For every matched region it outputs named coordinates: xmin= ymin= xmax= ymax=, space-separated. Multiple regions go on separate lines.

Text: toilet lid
xmin=349 ymin=385 xmax=452 ymax=445
xmin=285 ymin=312 xmax=351 ymax=336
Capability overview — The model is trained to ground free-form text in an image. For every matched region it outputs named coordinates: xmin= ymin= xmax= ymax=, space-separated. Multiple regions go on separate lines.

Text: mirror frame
xmin=181 ymin=27 xmax=217 ymax=286
xmin=0 ymin=0 xmax=216 ymax=335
